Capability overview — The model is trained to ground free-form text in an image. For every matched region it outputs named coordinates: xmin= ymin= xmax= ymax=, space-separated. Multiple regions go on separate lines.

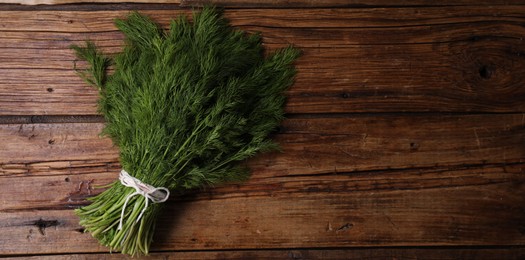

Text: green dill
xmin=71 ymin=7 xmax=299 ymax=256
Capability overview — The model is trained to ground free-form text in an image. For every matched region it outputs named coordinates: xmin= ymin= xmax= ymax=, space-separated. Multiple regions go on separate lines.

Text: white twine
xmin=117 ymin=169 xmax=170 ymax=230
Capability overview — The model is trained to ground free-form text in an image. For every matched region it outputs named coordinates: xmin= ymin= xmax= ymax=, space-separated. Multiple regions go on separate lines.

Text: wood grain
xmin=0 ymin=3 xmax=523 ymax=258
xmin=1 ymin=164 xmax=524 ymax=255
xmin=0 ymin=123 xmax=117 ymax=164
xmin=2 ymin=155 xmax=524 ymax=212
xmin=1 ymin=114 xmax=523 ymax=177
xmin=1 ymin=0 xmax=525 ymax=7
xmin=1 ymin=0 xmax=178 ymax=4
xmin=3 ymin=248 xmax=525 ymax=260
xmin=0 ymin=7 xmax=524 ymax=115
xmin=0 ymin=114 xmax=522 ymax=253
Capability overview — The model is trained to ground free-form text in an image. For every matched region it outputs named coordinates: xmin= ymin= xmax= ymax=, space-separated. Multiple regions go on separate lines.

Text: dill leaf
xmin=72 ymin=7 xmax=299 ymax=256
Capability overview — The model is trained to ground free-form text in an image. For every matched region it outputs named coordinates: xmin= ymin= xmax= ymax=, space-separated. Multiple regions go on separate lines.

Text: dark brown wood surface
xmin=2 ymin=0 xmax=525 ymax=7
xmin=1 ymin=7 xmax=525 ymax=115
xmin=0 ymin=2 xmax=523 ymax=259
xmin=2 ymin=248 xmax=525 ymax=260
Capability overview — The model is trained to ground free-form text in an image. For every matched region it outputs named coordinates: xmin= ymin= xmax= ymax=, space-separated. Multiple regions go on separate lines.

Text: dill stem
xmin=71 ymin=7 xmax=298 ymax=256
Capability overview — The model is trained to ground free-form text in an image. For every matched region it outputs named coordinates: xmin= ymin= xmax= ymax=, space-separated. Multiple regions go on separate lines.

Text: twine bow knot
xmin=118 ymin=169 xmax=170 ymax=230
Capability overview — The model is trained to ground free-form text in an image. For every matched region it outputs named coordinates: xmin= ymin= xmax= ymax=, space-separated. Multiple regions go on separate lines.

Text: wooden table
xmin=1 ymin=1 xmax=524 ymax=259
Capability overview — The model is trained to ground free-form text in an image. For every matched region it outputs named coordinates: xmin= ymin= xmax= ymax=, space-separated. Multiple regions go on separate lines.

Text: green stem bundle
xmin=72 ymin=7 xmax=298 ymax=256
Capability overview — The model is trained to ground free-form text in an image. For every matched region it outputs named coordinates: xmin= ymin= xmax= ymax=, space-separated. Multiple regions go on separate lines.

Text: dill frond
xmin=71 ymin=7 xmax=299 ymax=256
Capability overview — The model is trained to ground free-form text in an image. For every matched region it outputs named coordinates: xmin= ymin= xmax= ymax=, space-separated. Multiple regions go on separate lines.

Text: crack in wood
xmin=66 ymin=179 xmax=94 ymax=203
xmin=336 ymin=223 xmax=353 ymax=233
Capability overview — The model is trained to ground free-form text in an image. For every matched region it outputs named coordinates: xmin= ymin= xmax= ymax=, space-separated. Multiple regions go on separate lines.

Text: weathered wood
xmin=3 ymin=248 xmax=525 ymax=259
xmin=0 ymin=123 xmax=117 ymax=164
xmin=0 ymin=3 xmax=523 ymax=258
xmin=5 ymin=8 xmax=525 ymax=32
xmin=1 ymin=114 xmax=523 ymax=177
xmin=1 ymin=0 xmax=524 ymax=7
xmin=2 ymin=157 xmax=524 ymax=212
xmin=0 ymin=7 xmax=524 ymax=115
xmin=0 ymin=114 xmax=522 ymax=253
xmin=0 ymin=0 xmax=178 ymax=4
xmin=1 ymin=163 xmax=524 ymax=255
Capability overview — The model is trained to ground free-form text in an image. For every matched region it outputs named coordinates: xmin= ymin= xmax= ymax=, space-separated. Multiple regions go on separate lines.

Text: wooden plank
xmin=0 ymin=114 xmax=522 ymax=253
xmin=1 ymin=7 xmax=525 ymax=115
xmin=0 ymin=123 xmax=117 ymax=164
xmin=1 ymin=164 xmax=524 ymax=254
xmin=3 ymin=248 xmax=525 ymax=259
xmin=0 ymin=0 xmax=179 ymax=4
xmin=5 ymin=8 xmax=525 ymax=32
xmin=1 ymin=0 xmax=525 ymax=7
xmin=1 ymin=114 xmax=523 ymax=177
xmin=2 ymin=158 xmax=524 ymax=212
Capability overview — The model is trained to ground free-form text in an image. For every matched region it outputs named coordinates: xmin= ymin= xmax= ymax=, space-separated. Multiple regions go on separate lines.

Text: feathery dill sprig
xmin=72 ymin=7 xmax=299 ymax=256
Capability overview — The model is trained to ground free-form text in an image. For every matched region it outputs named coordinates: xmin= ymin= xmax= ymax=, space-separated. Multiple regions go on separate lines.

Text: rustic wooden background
xmin=0 ymin=1 xmax=524 ymax=259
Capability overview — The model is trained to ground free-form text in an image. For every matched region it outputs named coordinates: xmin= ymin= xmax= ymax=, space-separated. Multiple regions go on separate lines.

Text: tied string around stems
xmin=118 ymin=170 xmax=170 ymax=230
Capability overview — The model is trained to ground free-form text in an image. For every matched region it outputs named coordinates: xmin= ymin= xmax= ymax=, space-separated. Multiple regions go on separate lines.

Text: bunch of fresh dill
xmin=71 ymin=7 xmax=298 ymax=256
